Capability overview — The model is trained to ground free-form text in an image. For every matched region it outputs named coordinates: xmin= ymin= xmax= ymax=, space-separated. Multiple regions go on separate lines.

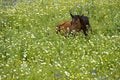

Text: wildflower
xmin=71 ymin=74 xmax=75 ymax=79
xmin=31 ymin=34 xmax=36 ymax=38
xmin=23 ymin=53 xmax=27 ymax=58
xmin=77 ymin=73 xmax=81 ymax=77
xmin=64 ymin=71 xmax=70 ymax=77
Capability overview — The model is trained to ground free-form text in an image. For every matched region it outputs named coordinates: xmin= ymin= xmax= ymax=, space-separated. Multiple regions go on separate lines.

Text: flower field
xmin=0 ymin=0 xmax=120 ymax=80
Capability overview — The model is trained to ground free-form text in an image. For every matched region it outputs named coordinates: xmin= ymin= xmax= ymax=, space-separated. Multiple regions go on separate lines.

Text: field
xmin=0 ymin=0 xmax=120 ymax=80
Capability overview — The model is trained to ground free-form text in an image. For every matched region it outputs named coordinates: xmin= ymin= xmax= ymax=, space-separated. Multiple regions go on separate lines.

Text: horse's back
xmin=81 ymin=16 xmax=89 ymax=24
xmin=57 ymin=21 xmax=71 ymax=31
xmin=56 ymin=21 xmax=71 ymax=34
xmin=58 ymin=21 xmax=71 ymax=27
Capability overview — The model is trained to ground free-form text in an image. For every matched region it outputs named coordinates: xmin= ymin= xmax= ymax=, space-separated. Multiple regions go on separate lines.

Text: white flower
xmin=64 ymin=71 xmax=70 ymax=77
xmin=31 ymin=34 xmax=36 ymax=38
xmin=23 ymin=53 xmax=27 ymax=58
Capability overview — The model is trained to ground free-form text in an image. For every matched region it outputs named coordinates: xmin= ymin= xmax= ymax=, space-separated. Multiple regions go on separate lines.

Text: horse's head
xmin=70 ymin=13 xmax=81 ymax=29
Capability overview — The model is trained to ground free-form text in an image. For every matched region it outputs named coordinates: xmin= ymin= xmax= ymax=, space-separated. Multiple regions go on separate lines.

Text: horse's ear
xmin=70 ymin=13 xmax=74 ymax=18
xmin=81 ymin=14 xmax=84 ymax=16
xmin=81 ymin=14 xmax=84 ymax=17
xmin=79 ymin=14 xmax=84 ymax=19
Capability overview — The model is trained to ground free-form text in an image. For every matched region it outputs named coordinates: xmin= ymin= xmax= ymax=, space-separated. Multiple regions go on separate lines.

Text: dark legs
xmin=82 ymin=26 xmax=88 ymax=36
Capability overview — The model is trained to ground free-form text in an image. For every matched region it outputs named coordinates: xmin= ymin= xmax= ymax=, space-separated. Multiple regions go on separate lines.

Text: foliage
xmin=0 ymin=0 xmax=120 ymax=80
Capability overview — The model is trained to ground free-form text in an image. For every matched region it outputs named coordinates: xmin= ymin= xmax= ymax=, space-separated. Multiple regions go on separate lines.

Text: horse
xmin=80 ymin=14 xmax=92 ymax=33
xmin=56 ymin=13 xmax=88 ymax=37
xmin=56 ymin=21 xmax=78 ymax=37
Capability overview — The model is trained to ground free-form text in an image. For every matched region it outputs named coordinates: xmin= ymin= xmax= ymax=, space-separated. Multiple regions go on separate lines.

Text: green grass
xmin=0 ymin=0 xmax=120 ymax=80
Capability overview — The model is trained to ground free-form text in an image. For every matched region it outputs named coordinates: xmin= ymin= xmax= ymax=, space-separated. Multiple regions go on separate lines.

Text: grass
xmin=0 ymin=0 xmax=120 ymax=80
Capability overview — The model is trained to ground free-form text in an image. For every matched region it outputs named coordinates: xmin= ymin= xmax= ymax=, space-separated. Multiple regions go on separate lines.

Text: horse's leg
xmin=71 ymin=30 xmax=76 ymax=38
xmin=66 ymin=27 xmax=71 ymax=37
xmin=82 ymin=26 xmax=87 ymax=36
xmin=64 ymin=28 xmax=70 ymax=38
xmin=56 ymin=30 xmax=60 ymax=34
xmin=56 ymin=26 xmax=61 ymax=34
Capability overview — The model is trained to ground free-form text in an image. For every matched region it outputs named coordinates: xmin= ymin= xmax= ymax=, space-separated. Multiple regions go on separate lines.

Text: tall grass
xmin=0 ymin=0 xmax=120 ymax=80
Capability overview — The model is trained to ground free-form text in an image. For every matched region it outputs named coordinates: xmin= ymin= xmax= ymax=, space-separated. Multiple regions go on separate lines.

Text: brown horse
xmin=56 ymin=13 xmax=88 ymax=37
xmin=56 ymin=21 xmax=77 ymax=37
xmin=70 ymin=13 xmax=88 ymax=36
xmin=56 ymin=21 xmax=71 ymax=34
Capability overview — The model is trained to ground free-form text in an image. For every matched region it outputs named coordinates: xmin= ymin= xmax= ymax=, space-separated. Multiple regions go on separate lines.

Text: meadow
xmin=0 ymin=0 xmax=120 ymax=80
